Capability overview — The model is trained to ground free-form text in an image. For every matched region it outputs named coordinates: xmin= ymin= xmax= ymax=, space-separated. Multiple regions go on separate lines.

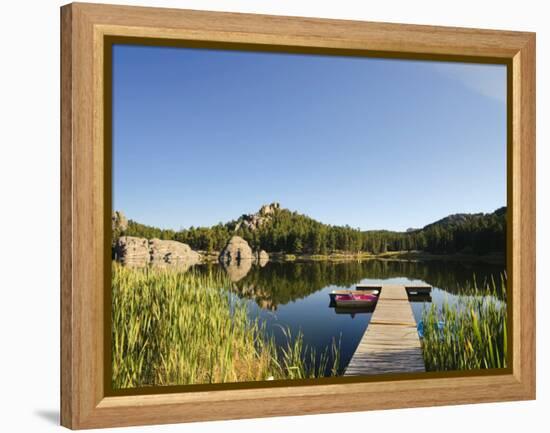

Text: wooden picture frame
xmin=60 ymin=2 xmax=536 ymax=429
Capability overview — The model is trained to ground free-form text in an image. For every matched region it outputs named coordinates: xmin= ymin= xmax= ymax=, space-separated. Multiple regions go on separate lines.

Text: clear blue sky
xmin=113 ymin=45 xmax=506 ymax=231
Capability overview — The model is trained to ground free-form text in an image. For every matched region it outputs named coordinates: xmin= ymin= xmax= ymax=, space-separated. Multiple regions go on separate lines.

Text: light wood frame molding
xmin=61 ymin=2 xmax=536 ymax=429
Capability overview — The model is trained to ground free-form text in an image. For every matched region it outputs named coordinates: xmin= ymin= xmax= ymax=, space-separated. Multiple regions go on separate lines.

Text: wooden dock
xmin=344 ymin=285 xmax=426 ymax=376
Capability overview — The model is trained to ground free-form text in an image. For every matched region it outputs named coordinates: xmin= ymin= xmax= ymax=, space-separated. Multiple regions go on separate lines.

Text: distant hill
xmin=418 ymin=207 xmax=506 ymax=255
xmin=118 ymin=204 xmax=506 ymax=256
xmin=423 ymin=206 xmax=506 ymax=230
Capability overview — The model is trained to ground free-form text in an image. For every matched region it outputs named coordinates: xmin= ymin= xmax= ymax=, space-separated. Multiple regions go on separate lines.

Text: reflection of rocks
xmin=229 ymin=280 xmax=278 ymax=311
xmin=231 ymin=281 xmax=278 ymax=311
xmin=222 ymin=259 xmax=253 ymax=282
xmin=150 ymin=239 xmax=200 ymax=265
xmin=114 ymin=236 xmax=200 ymax=269
xmin=114 ymin=236 xmax=149 ymax=267
xmin=258 ymin=299 xmax=277 ymax=311
xmin=256 ymin=250 xmax=269 ymax=267
xmin=219 ymin=236 xmax=254 ymax=263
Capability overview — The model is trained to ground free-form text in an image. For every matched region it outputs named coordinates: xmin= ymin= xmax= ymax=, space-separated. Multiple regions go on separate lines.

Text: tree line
xmin=120 ymin=206 xmax=506 ymax=256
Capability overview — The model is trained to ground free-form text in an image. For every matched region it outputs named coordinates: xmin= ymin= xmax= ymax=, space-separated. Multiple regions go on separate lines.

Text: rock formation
xmin=114 ymin=236 xmax=150 ymax=267
xmin=219 ymin=236 xmax=255 ymax=263
xmin=219 ymin=236 xmax=270 ymax=268
xmin=150 ymin=239 xmax=201 ymax=265
xmin=114 ymin=236 xmax=200 ymax=268
xmin=112 ymin=210 xmax=128 ymax=233
xmin=234 ymin=202 xmax=280 ymax=232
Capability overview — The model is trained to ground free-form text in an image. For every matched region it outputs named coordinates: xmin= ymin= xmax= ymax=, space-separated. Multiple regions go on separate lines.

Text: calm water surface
xmin=196 ymin=259 xmax=505 ymax=373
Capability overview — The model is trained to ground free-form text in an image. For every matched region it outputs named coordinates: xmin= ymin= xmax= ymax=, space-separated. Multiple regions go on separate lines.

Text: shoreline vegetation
xmin=112 ymin=262 xmax=507 ymax=387
xmin=112 ymin=262 xmax=507 ymax=389
xmin=112 ymin=263 xmax=341 ymax=389
xmin=113 ymin=203 xmax=507 ymax=265
xmin=111 ymin=203 xmax=507 ymax=387
xmin=421 ymin=277 xmax=507 ymax=370
xmin=200 ymin=249 xmax=505 ymax=265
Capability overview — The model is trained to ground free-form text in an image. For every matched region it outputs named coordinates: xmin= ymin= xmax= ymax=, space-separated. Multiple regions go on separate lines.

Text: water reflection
xmin=199 ymin=259 xmax=505 ymax=310
xmin=408 ymin=293 xmax=433 ymax=303
xmin=221 ymin=259 xmax=253 ymax=282
xmin=333 ymin=305 xmax=377 ymax=317
xmin=198 ymin=258 xmax=504 ymax=375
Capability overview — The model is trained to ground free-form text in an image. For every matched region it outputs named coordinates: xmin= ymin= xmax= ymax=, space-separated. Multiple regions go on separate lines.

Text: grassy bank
xmin=112 ymin=263 xmax=340 ymax=389
xmin=421 ymin=278 xmax=507 ymax=371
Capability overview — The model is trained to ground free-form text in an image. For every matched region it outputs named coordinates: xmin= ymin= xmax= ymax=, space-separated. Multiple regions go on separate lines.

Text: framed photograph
xmin=60 ymin=2 xmax=535 ymax=429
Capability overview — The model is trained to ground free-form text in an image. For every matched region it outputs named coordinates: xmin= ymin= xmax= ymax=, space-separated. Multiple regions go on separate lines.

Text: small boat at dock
xmin=334 ymin=293 xmax=378 ymax=307
xmin=329 ymin=288 xmax=379 ymax=301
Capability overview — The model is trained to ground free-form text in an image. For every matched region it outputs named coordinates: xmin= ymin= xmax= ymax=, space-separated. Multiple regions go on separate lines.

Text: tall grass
xmin=112 ymin=263 xmax=340 ymax=389
xmin=421 ymin=276 xmax=507 ymax=371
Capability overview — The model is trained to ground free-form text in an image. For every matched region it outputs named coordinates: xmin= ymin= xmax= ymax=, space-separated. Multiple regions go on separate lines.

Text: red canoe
xmin=334 ymin=293 xmax=378 ymax=307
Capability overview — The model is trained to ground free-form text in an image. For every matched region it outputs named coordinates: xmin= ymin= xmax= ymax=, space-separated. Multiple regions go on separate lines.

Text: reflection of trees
xmin=235 ymin=262 xmax=370 ymax=308
xmin=196 ymin=260 xmax=505 ymax=309
xmin=364 ymin=260 xmax=506 ymax=296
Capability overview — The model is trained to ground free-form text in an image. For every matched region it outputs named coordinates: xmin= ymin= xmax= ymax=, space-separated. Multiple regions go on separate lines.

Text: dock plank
xmin=344 ymin=285 xmax=425 ymax=376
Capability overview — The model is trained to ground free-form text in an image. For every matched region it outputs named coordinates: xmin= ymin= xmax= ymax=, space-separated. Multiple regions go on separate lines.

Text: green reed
xmin=112 ymin=263 xmax=340 ymax=389
xmin=276 ymin=327 xmax=341 ymax=379
xmin=421 ymin=275 xmax=507 ymax=371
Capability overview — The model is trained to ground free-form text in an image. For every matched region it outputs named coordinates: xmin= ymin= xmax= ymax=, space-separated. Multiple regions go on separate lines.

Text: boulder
xmin=115 ymin=236 xmax=149 ymax=267
xmin=219 ymin=236 xmax=254 ymax=263
xmin=149 ymin=239 xmax=201 ymax=265
xmin=114 ymin=236 xmax=201 ymax=268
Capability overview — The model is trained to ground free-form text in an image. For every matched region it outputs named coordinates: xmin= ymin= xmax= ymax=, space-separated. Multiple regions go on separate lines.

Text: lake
xmin=195 ymin=259 xmax=506 ymax=374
